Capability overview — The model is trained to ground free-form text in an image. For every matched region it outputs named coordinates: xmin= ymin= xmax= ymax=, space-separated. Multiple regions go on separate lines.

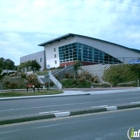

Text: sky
xmin=0 ymin=0 xmax=140 ymax=65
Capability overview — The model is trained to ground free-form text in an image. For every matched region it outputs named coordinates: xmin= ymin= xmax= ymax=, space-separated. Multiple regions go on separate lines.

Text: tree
xmin=0 ymin=57 xmax=4 ymax=68
xmin=18 ymin=60 xmax=41 ymax=72
xmin=18 ymin=62 xmax=26 ymax=71
xmin=4 ymin=59 xmax=15 ymax=70
xmin=0 ymin=57 xmax=15 ymax=70
xmin=31 ymin=60 xmax=41 ymax=71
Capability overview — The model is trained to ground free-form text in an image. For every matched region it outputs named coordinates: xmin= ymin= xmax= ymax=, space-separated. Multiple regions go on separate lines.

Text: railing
xmin=49 ymin=71 xmax=62 ymax=89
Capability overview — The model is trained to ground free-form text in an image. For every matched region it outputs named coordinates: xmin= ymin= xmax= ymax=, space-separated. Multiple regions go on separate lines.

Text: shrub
xmin=91 ymin=76 xmax=98 ymax=83
xmin=8 ymin=83 xmax=18 ymax=89
xmin=26 ymin=74 xmax=38 ymax=84
xmin=70 ymin=74 xmax=74 ymax=79
xmin=4 ymin=81 xmax=10 ymax=88
xmin=103 ymin=64 xmax=140 ymax=86
xmin=45 ymin=82 xmax=54 ymax=88
xmin=21 ymin=72 xmax=26 ymax=78
xmin=78 ymin=71 xmax=92 ymax=81
xmin=91 ymin=83 xmax=111 ymax=88
xmin=61 ymin=79 xmax=91 ymax=88
xmin=65 ymin=73 xmax=70 ymax=79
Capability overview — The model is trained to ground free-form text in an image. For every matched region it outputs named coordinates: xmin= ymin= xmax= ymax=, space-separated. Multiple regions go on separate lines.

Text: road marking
xmin=0 ymin=129 xmax=21 ymax=134
xmin=54 ymin=111 xmax=70 ymax=117
xmin=90 ymin=105 xmax=108 ymax=108
xmin=39 ymin=111 xmax=60 ymax=115
xmin=130 ymin=101 xmax=140 ymax=104
xmin=105 ymin=106 xmax=117 ymax=111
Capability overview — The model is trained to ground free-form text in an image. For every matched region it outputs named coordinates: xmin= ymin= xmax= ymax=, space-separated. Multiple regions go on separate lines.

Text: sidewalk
xmin=63 ymin=87 xmax=140 ymax=95
xmin=0 ymin=87 xmax=140 ymax=101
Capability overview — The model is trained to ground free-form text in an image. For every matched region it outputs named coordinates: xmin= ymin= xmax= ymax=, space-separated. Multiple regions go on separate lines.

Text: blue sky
xmin=0 ymin=0 xmax=140 ymax=65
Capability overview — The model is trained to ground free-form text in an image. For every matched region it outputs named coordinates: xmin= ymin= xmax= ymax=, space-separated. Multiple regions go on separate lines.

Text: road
xmin=0 ymin=91 xmax=140 ymax=121
xmin=0 ymin=108 xmax=140 ymax=140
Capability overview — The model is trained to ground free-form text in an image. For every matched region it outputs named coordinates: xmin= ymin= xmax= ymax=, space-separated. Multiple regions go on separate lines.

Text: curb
xmin=0 ymin=103 xmax=140 ymax=125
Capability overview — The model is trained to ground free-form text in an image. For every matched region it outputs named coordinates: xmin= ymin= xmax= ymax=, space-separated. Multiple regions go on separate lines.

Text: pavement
xmin=0 ymin=87 xmax=140 ymax=125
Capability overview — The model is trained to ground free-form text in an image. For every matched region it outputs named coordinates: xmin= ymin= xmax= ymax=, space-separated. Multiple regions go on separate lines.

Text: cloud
xmin=0 ymin=0 xmax=140 ymax=65
xmin=0 ymin=32 xmax=43 ymax=64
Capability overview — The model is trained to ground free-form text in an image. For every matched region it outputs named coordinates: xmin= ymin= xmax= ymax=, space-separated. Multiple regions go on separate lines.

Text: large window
xmin=59 ymin=42 xmax=122 ymax=64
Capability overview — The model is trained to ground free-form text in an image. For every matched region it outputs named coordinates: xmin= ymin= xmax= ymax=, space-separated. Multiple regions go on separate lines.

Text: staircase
xmin=37 ymin=65 xmax=74 ymax=89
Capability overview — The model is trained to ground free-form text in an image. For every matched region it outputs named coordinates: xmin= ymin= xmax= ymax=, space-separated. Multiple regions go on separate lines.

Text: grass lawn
xmin=0 ymin=89 xmax=63 ymax=97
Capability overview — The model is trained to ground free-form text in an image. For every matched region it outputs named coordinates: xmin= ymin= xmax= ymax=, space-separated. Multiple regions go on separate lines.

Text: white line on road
xmin=39 ymin=111 xmax=60 ymax=115
xmin=54 ymin=111 xmax=70 ymax=117
xmin=90 ymin=105 xmax=108 ymax=108
xmin=130 ymin=101 xmax=140 ymax=104
xmin=105 ymin=106 xmax=117 ymax=111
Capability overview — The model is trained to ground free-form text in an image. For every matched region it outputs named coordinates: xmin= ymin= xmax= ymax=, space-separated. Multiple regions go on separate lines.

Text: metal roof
xmin=38 ymin=33 xmax=140 ymax=54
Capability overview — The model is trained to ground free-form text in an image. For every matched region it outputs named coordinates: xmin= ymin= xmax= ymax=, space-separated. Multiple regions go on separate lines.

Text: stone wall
xmin=79 ymin=64 xmax=111 ymax=83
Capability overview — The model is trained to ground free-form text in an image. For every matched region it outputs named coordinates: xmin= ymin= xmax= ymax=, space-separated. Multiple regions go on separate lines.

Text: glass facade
xmin=59 ymin=42 xmax=122 ymax=64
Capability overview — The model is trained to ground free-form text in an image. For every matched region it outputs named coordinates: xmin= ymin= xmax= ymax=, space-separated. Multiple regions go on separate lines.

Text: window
xmin=40 ymin=58 xmax=42 ymax=62
xmin=54 ymin=54 xmax=56 ymax=58
xmin=55 ymin=60 xmax=57 ymax=64
xmin=59 ymin=42 xmax=122 ymax=64
xmin=54 ymin=48 xmax=56 ymax=52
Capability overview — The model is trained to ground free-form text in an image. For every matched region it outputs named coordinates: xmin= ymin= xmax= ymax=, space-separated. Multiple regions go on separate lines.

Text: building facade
xmin=20 ymin=50 xmax=45 ymax=71
xmin=38 ymin=33 xmax=140 ymax=69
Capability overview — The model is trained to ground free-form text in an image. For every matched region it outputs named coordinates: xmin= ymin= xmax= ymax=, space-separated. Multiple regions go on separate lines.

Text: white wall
xmin=44 ymin=36 xmax=76 ymax=68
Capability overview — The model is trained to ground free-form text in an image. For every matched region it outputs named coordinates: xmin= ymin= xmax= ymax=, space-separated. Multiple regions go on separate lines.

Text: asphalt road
xmin=0 ymin=91 xmax=140 ymax=121
xmin=0 ymin=108 xmax=140 ymax=140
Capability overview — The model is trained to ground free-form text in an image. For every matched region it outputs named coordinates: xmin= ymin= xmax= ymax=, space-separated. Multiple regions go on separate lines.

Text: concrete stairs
xmin=37 ymin=65 xmax=74 ymax=89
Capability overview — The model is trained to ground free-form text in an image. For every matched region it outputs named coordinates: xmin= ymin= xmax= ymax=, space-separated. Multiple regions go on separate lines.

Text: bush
xmin=78 ymin=71 xmax=92 ymax=81
xmin=103 ymin=64 xmax=140 ymax=86
xmin=4 ymin=81 xmax=10 ymax=88
xmin=61 ymin=79 xmax=91 ymax=88
xmin=21 ymin=72 xmax=26 ymax=78
xmin=65 ymin=73 xmax=70 ymax=79
xmin=8 ymin=83 xmax=18 ymax=89
xmin=91 ymin=76 xmax=98 ymax=83
xmin=91 ymin=83 xmax=111 ymax=88
xmin=26 ymin=74 xmax=39 ymax=85
xmin=3 ymin=77 xmax=26 ymax=89
xmin=45 ymin=82 xmax=54 ymax=88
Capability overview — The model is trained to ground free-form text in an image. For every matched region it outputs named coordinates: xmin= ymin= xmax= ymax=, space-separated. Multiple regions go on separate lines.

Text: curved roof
xmin=38 ymin=33 xmax=140 ymax=53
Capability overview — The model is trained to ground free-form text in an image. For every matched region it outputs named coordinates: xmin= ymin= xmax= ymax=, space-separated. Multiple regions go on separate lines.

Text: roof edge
xmin=38 ymin=33 xmax=140 ymax=53
xmin=38 ymin=33 xmax=75 ymax=46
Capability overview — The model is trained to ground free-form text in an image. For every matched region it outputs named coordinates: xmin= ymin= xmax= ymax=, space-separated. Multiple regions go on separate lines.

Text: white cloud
xmin=0 ymin=0 xmax=140 ymax=65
